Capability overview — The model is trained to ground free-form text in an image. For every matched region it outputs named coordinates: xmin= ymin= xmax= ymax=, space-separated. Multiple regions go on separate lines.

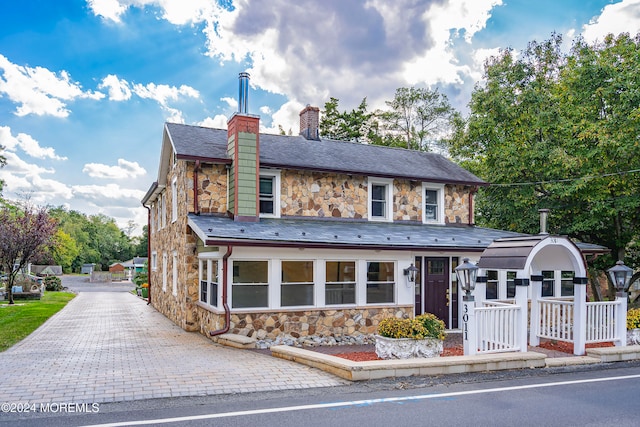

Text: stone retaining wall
xmin=198 ymin=305 xmax=413 ymax=341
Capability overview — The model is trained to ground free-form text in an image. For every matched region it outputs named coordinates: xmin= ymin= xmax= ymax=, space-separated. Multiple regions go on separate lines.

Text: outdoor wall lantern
xmin=455 ymin=258 xmax=478 ymax=301
xmin=607 ymin=260 xmax=633 ymax=294
xmin=403 ymin=263 xmax=419 ymax=288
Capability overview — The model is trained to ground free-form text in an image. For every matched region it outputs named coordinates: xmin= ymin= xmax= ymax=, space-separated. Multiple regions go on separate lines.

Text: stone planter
xmin=374 ymin=335 xmax=443 ymax=359
xmin=627 ymin=328 xmax=640 ymax=345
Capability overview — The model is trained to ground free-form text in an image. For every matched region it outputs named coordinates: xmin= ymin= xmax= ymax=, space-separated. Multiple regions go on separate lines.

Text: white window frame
xmin=259 ymin=170 xmax=281 ymax=218
xmin=368 ymin=177 xmax=393 ymax=222
xmin=324 ymin=260 xmax=356 ymax=306
xmin=161 ymin=193 xmax=167 ymax=229
xmin=171 ymin=177 xmax=178 ymax=223
xmin=172 ymin=250 xmax=178 ymax=296
xmin=364 ymin=260 xmax=396 ymax=304
xmin=150 ymin=204 xmax=155 ymax=233
xmin=199 ymin=257 xmax=220 ymax=307
xmin=231 ymin=260 xmax=270 ymax=309
xmin=157 ymin=196 xmax=162 ymax=230
xmin=151 ymin=251 xmax=157 ymax=271
xmin=162 ymin=253 xmax=167 ymax=292
xmin=421 ymin=183 xmax=445 ymax=224
xmin=280 ymin=260 xmax=315 ymax=308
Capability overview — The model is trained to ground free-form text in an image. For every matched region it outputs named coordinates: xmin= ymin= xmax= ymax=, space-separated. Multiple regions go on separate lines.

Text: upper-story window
xmin=171 ymin=178 xmax=177 ymax=222
xmin=422 ymin=183 xmax=445 ymax=224
xmin=259 ymin=170 xmax=281 ymax=218
xmin=368 ymin=178 xmax=393 ymax=221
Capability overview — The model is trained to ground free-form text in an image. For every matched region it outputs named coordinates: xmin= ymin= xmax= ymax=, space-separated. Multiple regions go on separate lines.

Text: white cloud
xmin=221 ymin=96 xmax=238 ymax=110
xmin=72 ymin=183 xmax=146 ymax=205
xmin=0 ymin=126 xmax=67 ymax=160
xmin=82 ymin=158 xmax=146 ymax=179
xmin=99 ymin=74 xmax=132 ymax=101
xmin=582 ymin=0 xmax=640 ymax=43
xmin=87 ymin=0 xmax=129 ymax=23
xmin=0 ymin=54 xmax=104 ymax=118
xmin=198 ymin=115 xmax=228 ymax=129
xmin=132 ymin=82 xmax=200 ymax=123
xmin=260 ymin=100 xmax=305 ymax=135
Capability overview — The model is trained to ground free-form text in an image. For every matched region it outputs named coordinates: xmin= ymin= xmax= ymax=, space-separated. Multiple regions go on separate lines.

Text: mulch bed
xmin=331 ymin=341 xmax=615 ymax=361
xmin=333 ymin=346 xmax=463 ymax=362
xmin=537 ymin=340 xmax=614 ymax=354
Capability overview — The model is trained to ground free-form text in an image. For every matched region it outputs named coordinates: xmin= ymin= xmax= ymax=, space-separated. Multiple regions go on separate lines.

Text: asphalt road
xmin=3 ymin=361 xmax=640 ymax=427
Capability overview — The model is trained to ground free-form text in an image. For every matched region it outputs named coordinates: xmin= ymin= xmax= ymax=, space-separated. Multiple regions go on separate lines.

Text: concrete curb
xmin=271 ymin=346 xmax=547 ymax=381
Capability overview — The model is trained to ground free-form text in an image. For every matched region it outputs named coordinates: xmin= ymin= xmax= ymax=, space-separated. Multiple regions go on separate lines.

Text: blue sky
xmin=1 ymin=0 xmax=638 ymax=235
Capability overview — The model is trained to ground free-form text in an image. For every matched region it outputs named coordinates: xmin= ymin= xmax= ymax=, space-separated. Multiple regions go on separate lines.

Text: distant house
xmin=141 ymin=74 xmax=607 ymax=344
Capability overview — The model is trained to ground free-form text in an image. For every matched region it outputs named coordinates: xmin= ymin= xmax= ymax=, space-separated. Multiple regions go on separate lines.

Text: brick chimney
xmin=227 ymin=72 xmax=260 ymax=222
xmin=299 ymin=105 xmax=320 ymax=140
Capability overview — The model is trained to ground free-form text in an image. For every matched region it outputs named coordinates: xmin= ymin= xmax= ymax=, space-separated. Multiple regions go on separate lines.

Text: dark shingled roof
xmin=188 ymin=214 xmax=525 ymax=250
xmin=165 ymin=122 xmax=486 ymax=185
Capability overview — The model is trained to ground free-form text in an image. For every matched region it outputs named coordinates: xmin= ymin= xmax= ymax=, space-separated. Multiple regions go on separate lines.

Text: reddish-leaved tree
xmin=0 ymin=203 xmax=58 ymax=304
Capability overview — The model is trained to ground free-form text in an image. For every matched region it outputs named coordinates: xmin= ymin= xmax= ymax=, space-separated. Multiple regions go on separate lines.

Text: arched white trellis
xmin=475 ymin=235 xmax=623 ymax=356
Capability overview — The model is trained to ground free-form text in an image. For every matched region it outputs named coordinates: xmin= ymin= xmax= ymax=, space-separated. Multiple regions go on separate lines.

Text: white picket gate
xmin=475 ymin=300 xmax=521 ymax=354
xmin=538 ymin=298 xmax=574 ymax=342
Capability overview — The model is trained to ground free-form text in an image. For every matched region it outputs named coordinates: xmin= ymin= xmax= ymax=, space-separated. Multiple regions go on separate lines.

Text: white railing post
xmin=529 ymin=274 xmax=543 ymax=347
xmin=515 ymin=277 xmax=529 ymax=352
xmin=615 ymin=294 xmax=628 ymax=347
xmin=573 ymin=277 xmax=588 ymax=355
xmin=462 ymin=294 xmax=477 ymax=356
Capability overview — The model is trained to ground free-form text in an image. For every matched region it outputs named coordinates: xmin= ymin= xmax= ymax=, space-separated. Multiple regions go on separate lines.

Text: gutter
xmin=209 ymin=245 xmax=233 ymax=337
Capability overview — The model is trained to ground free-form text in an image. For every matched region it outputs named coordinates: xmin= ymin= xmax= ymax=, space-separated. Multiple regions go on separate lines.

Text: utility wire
xmin=489 ymin=168 xmax=640 ymax=187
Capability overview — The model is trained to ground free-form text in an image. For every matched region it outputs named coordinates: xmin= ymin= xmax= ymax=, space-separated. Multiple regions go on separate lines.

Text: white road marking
xmin=82 ymin=373 xmax=640 ymax=426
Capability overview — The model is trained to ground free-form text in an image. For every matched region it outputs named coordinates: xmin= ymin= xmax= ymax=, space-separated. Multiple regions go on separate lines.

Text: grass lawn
xmin=0 ymin=292 xmax=75 ymax=352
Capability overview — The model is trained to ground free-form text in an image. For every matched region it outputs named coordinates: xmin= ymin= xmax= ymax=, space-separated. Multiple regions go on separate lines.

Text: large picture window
xmin=366 ymin=261 xmax=395 ymax=303
xmin=281 ymin=261 xmax=314 ymax=307
xmin=232 ymin=261 xmax=269 ymax=308
xmin=325 ymin=261 xmax=356 ymax=305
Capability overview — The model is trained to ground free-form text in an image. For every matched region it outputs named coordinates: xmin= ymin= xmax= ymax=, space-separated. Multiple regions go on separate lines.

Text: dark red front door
xmin=424 ymin=257 xmax=450 ymax=328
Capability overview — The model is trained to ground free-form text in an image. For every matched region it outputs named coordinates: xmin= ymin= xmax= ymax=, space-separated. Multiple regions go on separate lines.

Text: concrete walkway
xmin=0 ymin=290 xmax=346 ymax=405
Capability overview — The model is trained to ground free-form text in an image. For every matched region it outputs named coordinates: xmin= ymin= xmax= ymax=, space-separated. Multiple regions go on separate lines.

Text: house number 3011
xmin=462 ymin=303 xmax=469 ymax=340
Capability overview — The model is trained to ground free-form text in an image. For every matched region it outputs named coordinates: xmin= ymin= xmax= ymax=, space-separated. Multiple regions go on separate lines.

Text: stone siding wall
xmin=149 ymin=161 xmax=200 ymax=332
xmin=198 ymin=306 xmax=413 ymax=340
xmin=393 ymin=179 xmax=421 ymax=221
xmin=281 ymin=170 xmax=367 ymax=218
xmin=444 ymin=184 xmax=471 ymax=224
xmin=186 ymin=163 xmax=228 ymax=215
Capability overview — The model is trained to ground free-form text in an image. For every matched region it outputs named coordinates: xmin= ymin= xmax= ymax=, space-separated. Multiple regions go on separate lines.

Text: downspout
xmin=209 ymin=245 xmax=233 ymax=337
xmin=143 ymin=204 xmax=152 ymax=305
xmin=193 ymin=160 xmax=201 ymax=215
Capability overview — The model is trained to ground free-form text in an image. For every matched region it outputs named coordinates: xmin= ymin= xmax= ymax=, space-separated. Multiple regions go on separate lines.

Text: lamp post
xmin=455 ymin=258 xmax=479 ymax=355
xmin=403 ymin=263 xmax=419 ymax=288
xmin=608 ymin=260 xmax=633 ymax=296
xmin=608 ymin=260 xmax=633 ymax=347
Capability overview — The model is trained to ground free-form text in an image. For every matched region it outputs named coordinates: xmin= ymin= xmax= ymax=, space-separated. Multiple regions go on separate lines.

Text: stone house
xmin=141 ymin=76 xmax=604 ymax=344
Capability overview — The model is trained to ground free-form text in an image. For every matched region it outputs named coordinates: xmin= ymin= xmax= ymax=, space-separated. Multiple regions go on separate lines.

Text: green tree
xmin=372 ymin=87 xmax=456 ymax=151
xmin=447 ymin=32 xmax=640 ymax=266
xmin=319 ymin=97 xmax=372 ymax=142
xmin=50 ymin=229 xmax=80 ymax=273
xmin=0 ymin=202 xmax=57 ymax=304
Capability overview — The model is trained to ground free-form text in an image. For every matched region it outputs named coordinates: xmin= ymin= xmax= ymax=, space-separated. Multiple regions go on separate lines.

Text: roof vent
xmin=238 ymin=72 xmax=250 ymax=114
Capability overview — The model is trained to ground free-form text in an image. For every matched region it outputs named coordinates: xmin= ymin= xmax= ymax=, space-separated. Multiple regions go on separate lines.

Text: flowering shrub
xmin=627 ymin=308 xmax=640 ymax=330
xmin=141 ymin=283 xmax=149 ymax=289
xmin=377 ymin=313 xmax=446 ymax=340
